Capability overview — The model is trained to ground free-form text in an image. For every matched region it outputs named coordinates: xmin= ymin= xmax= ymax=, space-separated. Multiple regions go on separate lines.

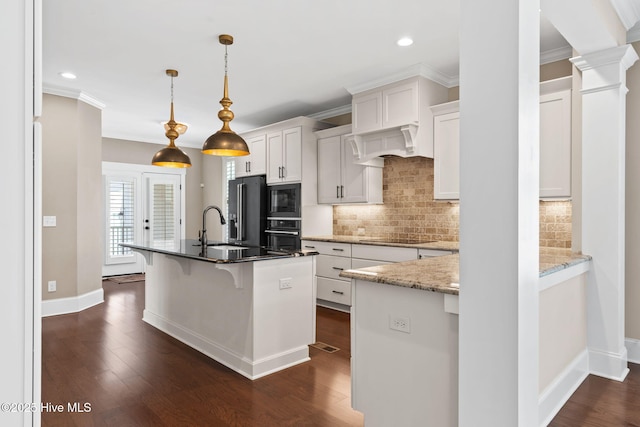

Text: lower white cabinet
xmin=302 ymin=240 xmax=455 ymax=311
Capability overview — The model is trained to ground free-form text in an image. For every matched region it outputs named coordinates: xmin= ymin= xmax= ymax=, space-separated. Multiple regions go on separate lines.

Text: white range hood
xmin=346 ymin=74 xmax=449 ymax=166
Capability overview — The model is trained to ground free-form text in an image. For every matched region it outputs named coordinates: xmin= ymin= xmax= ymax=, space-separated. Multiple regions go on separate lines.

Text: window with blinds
xmin=224 ymin=159 xmax=235 ymax=241
xmin=151 ymin=183 xmax=175 ymax=248
xmin=108 ymin=179 xmax=135 ymax=257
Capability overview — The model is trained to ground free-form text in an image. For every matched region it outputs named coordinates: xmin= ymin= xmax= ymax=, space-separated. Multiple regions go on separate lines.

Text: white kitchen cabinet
xmin=234 ymin=134 xmax=266 ymax=177
xmin=316 ymin=125 xmax=383 ymax=204
xmin=267 ymin=126 xmax=302 ymax=184
xmin=431 ymin=76 xmax=572 ymax=200
xmin=539 ymin=88 xmax=571 ymax=198
xmin=353 ymin=79 xmax=419 ymax=134
xmin=302 ymin=240 xmax=352 ymax=311
xmin=432 ymin=102 xmax=460 ymax=200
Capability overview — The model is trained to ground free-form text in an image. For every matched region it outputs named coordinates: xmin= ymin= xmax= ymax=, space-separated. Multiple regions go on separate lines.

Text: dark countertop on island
xmin=121 ymin=239 xmax=317 ymax=264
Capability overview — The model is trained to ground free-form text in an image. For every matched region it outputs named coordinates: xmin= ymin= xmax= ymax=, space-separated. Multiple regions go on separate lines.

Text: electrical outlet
xmin=48 ymin=280 xmax=57 ymax=292
xmin=389 ymin=315 xmax=411 ymax=333
xmin=279 ymin=278 xmax=292 ymax=290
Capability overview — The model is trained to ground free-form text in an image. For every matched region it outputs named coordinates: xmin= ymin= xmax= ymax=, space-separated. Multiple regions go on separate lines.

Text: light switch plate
xmin=43 ymin=216 xmax=56 ymax=227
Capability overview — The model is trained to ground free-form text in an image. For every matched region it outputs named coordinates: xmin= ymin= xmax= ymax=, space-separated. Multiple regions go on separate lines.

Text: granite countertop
xmin=121 ymin=239 xmax=318 ymax=264
xmin=339 ymin=248 xmax=592 ymax=295
xmin=301 ymin=235 xmax=460 ymax=252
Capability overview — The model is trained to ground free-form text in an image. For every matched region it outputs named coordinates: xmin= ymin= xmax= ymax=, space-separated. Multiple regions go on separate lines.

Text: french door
xmin=102 ymin=163 xmax=185 ymax=277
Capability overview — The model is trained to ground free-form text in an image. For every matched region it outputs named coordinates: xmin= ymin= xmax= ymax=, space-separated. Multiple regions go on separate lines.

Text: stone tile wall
xmin=332 ymin=156 xmax=572 ymax=248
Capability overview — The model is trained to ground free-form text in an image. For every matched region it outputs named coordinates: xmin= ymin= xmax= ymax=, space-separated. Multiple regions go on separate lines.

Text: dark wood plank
xmin=42 ymin=280 xmax=364 ymax=426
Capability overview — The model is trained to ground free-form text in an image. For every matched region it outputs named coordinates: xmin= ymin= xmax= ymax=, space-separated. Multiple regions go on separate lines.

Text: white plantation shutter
xmin=106 ymin=176 xmax=136 ymax=262
xmin=151 ymin=183 xmax=175 ymax=247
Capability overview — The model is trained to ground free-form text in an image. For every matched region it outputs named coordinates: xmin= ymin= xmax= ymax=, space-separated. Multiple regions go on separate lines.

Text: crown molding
xmin=43 ymin=84 xmax=106 ymax=110
xmin=611 ymin=0 xmax=640 ymax=31
xmin=345 ymin=63 xmax=459 ymax=94
xmin=308 ymin=104 xmax=352 ymax=120
xmin=540 ymin=45 xmax=573 ymax=64
xmin=628 ymin=24 xmax=640 ymax=43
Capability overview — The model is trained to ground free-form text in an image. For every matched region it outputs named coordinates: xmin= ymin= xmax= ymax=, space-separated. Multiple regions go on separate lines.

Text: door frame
xmin=102 ymin=162 xmax=186 ymax=276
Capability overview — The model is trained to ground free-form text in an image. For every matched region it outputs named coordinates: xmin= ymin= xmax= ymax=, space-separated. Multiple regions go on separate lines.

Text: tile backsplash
xmin=333 ymin=156 xmax=572 ymax=249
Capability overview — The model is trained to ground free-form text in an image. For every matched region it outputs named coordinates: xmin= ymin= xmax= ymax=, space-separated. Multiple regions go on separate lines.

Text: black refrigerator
xmin=228 ymin=175 xmax=267 ymax=247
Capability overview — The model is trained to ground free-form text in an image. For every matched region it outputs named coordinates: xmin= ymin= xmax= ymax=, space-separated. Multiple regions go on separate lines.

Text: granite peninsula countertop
xmin=121 ymin=239 xmax=318 ymax=264
xmin=339 ymin=247 xmax=591 ymax=295
xmin=301 ymin=235 xmax=460 ymax=252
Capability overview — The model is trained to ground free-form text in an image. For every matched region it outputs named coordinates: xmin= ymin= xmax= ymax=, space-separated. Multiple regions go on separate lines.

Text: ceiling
xmin=43 ymin=0 xmax=571 ymax=149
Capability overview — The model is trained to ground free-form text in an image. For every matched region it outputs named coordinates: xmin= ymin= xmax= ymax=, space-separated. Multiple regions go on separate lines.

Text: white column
xmin=571 ymin=45 xmax=638 ymax=381
xmin=458 ymin=0 xmax=540 ymax=426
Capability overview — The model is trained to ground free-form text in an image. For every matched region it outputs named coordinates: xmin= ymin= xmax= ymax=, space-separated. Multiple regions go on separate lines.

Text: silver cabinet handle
xmin=265 ymin=230 xmax=299 ymax=235
xmin=340 ymin=185 xmax=344 ymax=198
xmin=247 ymin=161 xmax=251 ymax=173
xmin=281 ymin=166 xmax=285 ymax=178
xmin=332 ymin=267 xmax=344 ymax=271
xmin=304 ymin=245 xmax=316 ymax=249
xmin=332 ymin=290 xmax=344 ymax=295
xmin=336 ymin=186 xmax=339 ymax=198
xmin=332 ymin=248 xmax=344 ymax=252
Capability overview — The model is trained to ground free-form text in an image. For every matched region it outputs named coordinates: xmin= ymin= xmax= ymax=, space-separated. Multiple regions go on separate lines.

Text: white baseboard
xmin=41 ymin=288 xmax=104 ymax=317
xmin=143 ymin=309 xmax=310 ymax=380
xmin=625 ymin=338 xmax=640 ymax=364
xmin=589 ymin=347 xmax=630 ymax=381
xmin=538 ymin=349 xmax=589 ymax=427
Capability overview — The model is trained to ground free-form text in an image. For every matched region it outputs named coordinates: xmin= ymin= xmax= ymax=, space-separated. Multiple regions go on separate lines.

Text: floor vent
xmin=310 ymin=342 xmax=340 ymax=353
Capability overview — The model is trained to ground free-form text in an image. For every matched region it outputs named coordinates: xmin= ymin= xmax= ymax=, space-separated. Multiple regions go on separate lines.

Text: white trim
xmin=538 ymin=349 xmax=589 ymax=427
xmin=540 ymin=46 xmax=573 ymax=65
xmin=625 ymin=338 xmax=640 ymax=364
xmin=308 ymin=104 xmax=352 ymax=120
xmin=42 ymin=84 xmax=106 ymax=110
xmin=588 ymin=347 xmax=630 ymax=381
xmin=538 ymin=260 xmax=591 ymax=291
xmin=143 ymin=310 xmax=311 ymax=380
xmin=41 ymin=288 xmax=104 ymax=317
xmin=611 ymin=0 xmax=640 ymax=31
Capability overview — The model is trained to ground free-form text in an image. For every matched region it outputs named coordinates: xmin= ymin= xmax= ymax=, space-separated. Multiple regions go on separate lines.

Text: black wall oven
xmin=265 ymin=217 xmax=301 ymax=251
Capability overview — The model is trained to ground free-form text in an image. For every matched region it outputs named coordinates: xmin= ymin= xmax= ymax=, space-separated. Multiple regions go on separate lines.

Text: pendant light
xmin=202 ymin=34 xmax=250 ymax=157
xmin=152 ymin=69 xmax=192 ymax=168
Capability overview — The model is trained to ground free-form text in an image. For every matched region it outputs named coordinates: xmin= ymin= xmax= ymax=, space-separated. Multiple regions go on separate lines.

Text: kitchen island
xmin=122 ymin=240 xmax=317 ymax=380
xmin=340 ymin=247 xmax=591 ymax=426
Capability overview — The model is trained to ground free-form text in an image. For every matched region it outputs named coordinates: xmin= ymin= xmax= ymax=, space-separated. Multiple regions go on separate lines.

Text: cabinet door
xmin=433 ymin=111 xmax=460 ymax=200
xmin=234 ymin=155 xmax=250 ymax=178
xmin=340 ymin=136 xmax=369 ymax=203
xmin=282 ymin=127 xmax=302 ymax=183
xmin=383 ymin=79 xmax=419 ymax=128
xmin=247 ymin=134 xmax=267 ymax=176
xmin=317 ymin=135 xmax=342 ymax=204
xmin=266 ymin=131 xmax=283 ymax=184
xmin=353 ymin=91 xmax=382 ymax=134
xmin=540 ymin=90 xmax=571 ymax=198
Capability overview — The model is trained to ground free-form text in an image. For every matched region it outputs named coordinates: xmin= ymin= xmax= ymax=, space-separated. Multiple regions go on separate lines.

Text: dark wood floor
xmin=42 ymin=280 xmax=363 ymax=426
xmin=42 ymin=280 xmax=640 ymax=426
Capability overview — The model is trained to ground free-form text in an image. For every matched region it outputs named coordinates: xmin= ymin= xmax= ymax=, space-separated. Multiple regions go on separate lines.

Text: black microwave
xmin=267 ymin=183 xmax=301 ymax=218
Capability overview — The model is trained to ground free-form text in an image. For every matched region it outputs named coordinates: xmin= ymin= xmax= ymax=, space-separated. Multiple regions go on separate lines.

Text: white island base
xmin=140 ymin=251 xmax=316 ymax=380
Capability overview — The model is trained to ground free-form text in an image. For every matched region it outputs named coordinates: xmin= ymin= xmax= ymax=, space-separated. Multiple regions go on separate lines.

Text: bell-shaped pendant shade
xmin=152 ymin=69 xmax=192 ymax=168
xmin=202 ymin=34 xmax=249 ymax=157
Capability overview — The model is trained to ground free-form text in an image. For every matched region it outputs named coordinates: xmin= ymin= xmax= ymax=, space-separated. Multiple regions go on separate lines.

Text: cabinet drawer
xmin=351 ymin=244 xmax=417 ymax=262
xmin=317 ymin=277 xmax=351 ymax=306
xmin=317 ymin=255 xmax=352 ymax=281
xmin=301 ymin=240 xmax=352 ymax=257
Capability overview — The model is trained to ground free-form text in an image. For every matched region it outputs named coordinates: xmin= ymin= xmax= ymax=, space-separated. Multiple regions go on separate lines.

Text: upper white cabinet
xmin=316 ymin=125 xmax=383 ymax=204
xmin=539 ymin=84 xmax=571 ymax=198
xmin=267 ymin=126 xmax=302 ymax=184
xmin=234 ymin=134 xmax=266 ymax=177
xmin=349 ymin=76 xmax=448 ymax=164
xmin=431 ymin=76 xmax=572 ymax=200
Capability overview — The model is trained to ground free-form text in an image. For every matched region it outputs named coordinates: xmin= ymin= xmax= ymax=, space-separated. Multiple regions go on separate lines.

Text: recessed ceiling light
xmin=59 ymin=72 xmax=77 ymax=80
xmin=397 ymin=37 xmax=413 ymax=47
